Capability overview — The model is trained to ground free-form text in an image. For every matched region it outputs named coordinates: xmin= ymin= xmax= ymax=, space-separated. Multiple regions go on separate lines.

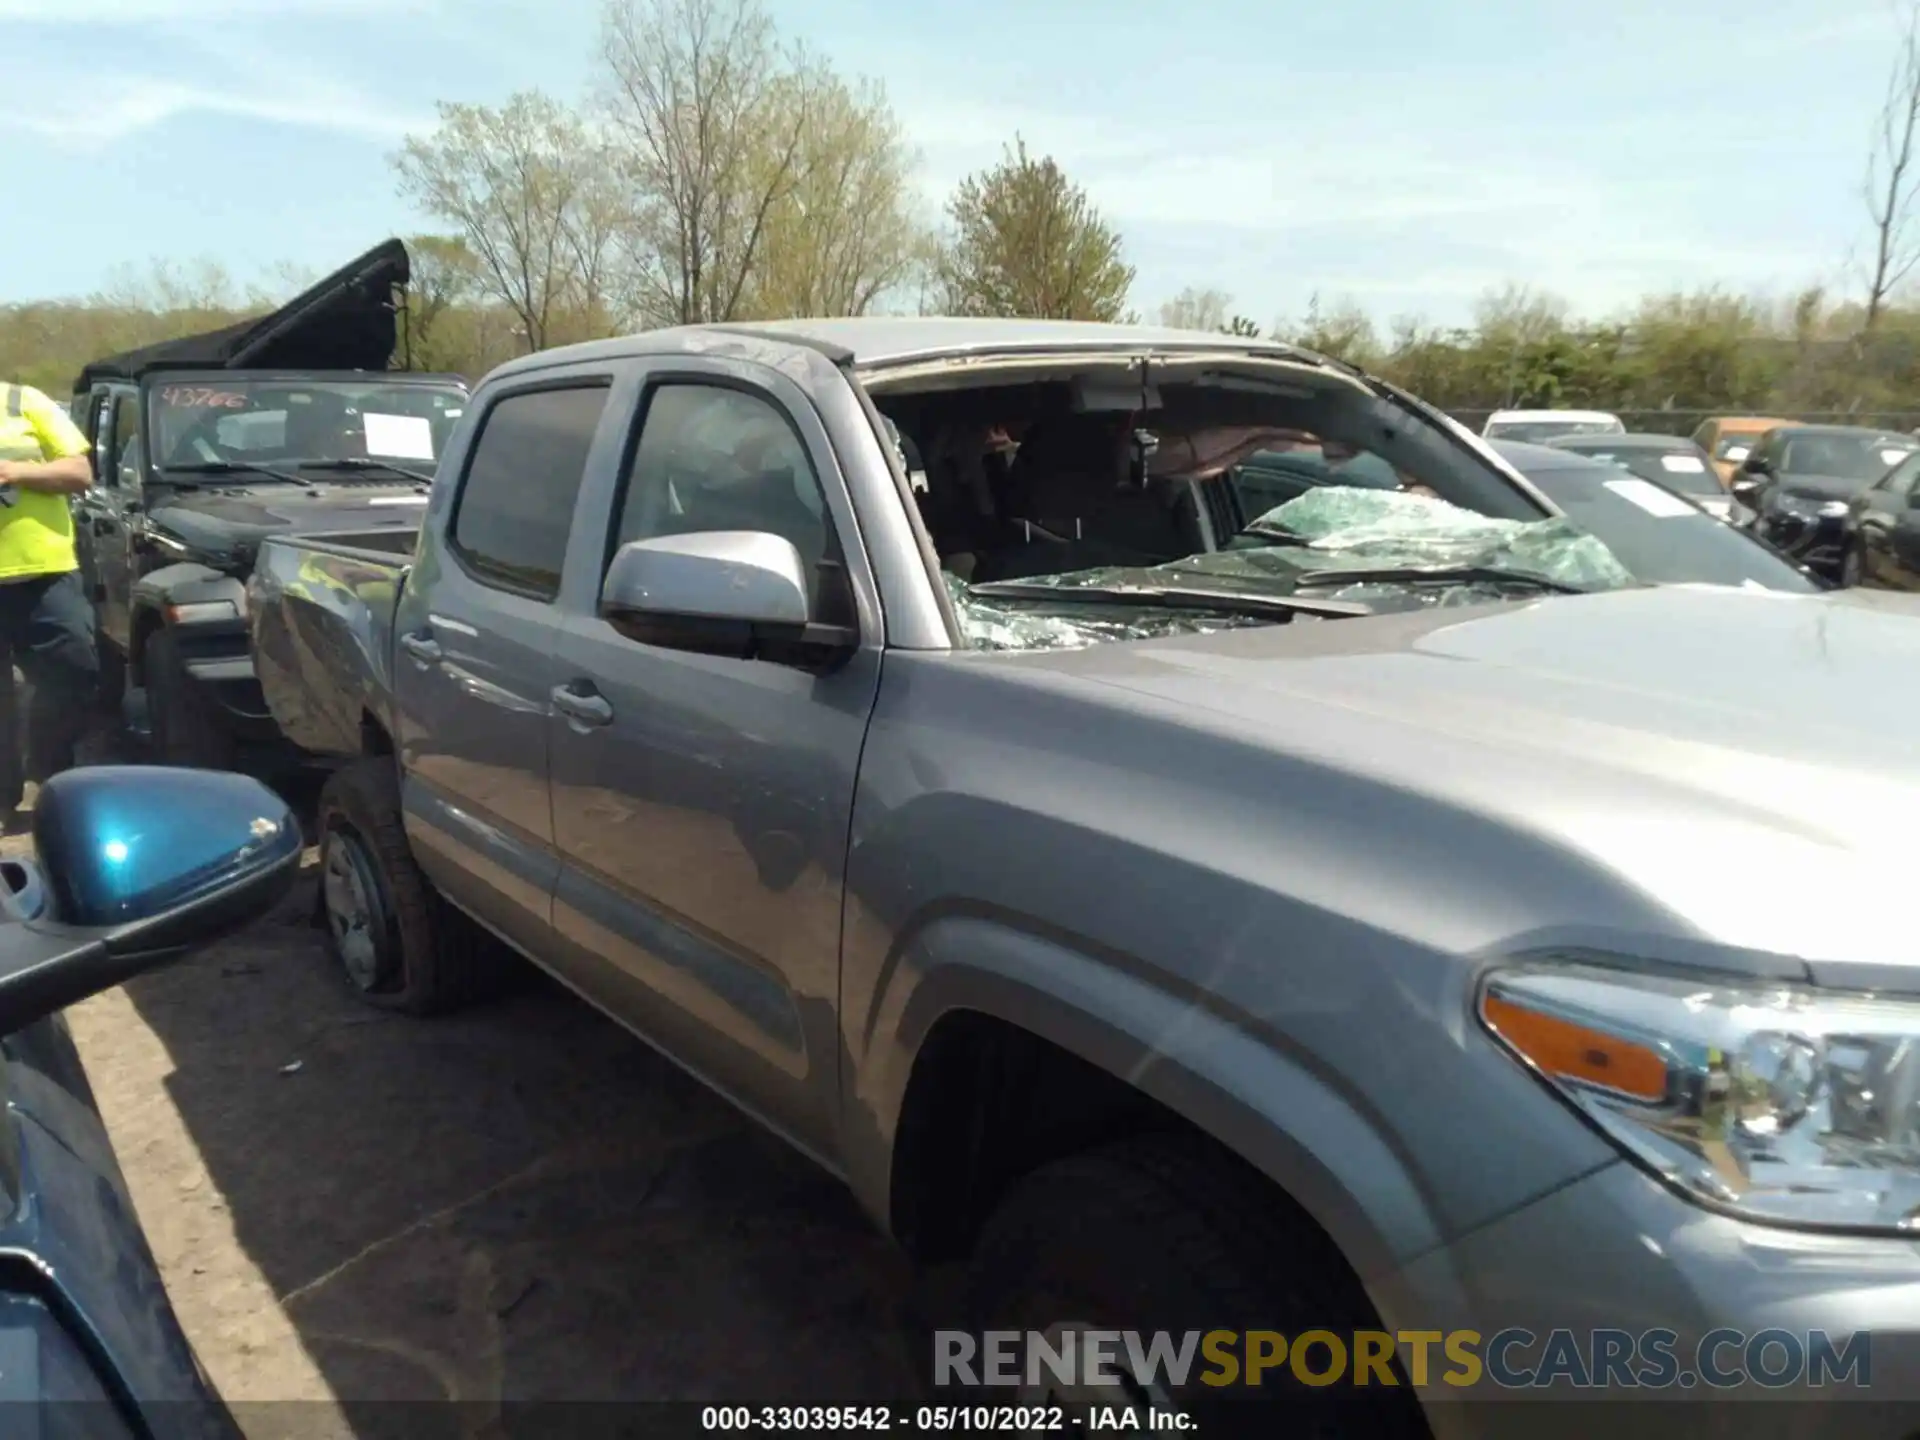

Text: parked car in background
xmin=1480 ymin=407 xmax=1624 ymax=442
xmin=1541 ymin=432 xmax=1739 ymax=522
xmin=1690 ymin=415 xmax=1790 ymax=485
xmin=1488 ymin=440 xmax=1818 ymax=591
xmin=1225 ymin=438 xmax=1403 ymax=517
xmin=0 ymin=764 xmax=301 ymax=1440
xmin=1841 ymin=447 xmax=1920 ymax=588
xmin=1733 ymin=424 xmax=1919 ymax=583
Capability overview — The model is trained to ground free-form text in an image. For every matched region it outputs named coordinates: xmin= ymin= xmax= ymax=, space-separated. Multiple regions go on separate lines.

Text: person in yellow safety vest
xmin=0 ymin=383 xmax=98 ymax=830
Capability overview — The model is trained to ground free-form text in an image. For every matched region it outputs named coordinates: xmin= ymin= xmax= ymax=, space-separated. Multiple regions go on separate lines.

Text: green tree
xmin=736 ymin=71 xmax=928 ymax=317
xmin=933 ymin=136 xmax=1134 ymax=321
xmin=601 ymin=0 xmax=917 ymax=324
xmin=392 ymin=91 xmax=617 ymax=352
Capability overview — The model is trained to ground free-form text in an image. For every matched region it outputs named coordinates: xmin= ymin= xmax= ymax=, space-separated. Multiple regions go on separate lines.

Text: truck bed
xmin=247 ymin=531 xmax=410 ymax=758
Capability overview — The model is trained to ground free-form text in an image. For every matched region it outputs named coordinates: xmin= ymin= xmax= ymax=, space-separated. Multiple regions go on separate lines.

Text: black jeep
xmin=69 ymin=239 xmax=467 ymax=768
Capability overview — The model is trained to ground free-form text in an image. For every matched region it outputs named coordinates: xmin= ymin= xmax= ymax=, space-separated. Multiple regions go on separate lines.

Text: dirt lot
xmin=30 ymin=763 xmax=923 ymax=1435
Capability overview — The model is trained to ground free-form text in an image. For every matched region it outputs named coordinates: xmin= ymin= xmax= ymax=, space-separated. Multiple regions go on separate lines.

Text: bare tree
xmin=600 ymin=0 xmax=816 ymax=326
xmin=1157 ymin=286 xmax=1231 ymax=331
xmin=1277 ymin=292 xmax=1380 ymax=365
xmin=1864 ymin=1 xmax=1920 ymax=335
xmin=933 ymin=137 xmax=1134 ymax=321
xmin=392 ymin=92 xmax=607 ymax=352
xmin=94 ymin=257 xmax=242 ymax=314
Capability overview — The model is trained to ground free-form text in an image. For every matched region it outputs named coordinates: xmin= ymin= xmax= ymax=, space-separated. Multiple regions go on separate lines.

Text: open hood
xmin=74 ymin=239 xmax=411 ymax=394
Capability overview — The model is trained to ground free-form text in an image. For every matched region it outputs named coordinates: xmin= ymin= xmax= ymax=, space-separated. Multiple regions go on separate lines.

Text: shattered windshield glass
xmin=945 ymin=486 xmax=1637 ymax=653
xmin=944 ymin=573 xmax=1272 ymax=651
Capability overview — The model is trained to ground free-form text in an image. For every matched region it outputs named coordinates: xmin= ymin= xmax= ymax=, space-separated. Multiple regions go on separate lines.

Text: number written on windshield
xmin=158 ymin=387 xmax=248 ymax=409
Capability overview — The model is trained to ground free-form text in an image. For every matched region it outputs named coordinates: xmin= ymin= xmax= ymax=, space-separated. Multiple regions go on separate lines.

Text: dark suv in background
xmin=69 ymin=239 xmax=466 ymax=771
xmin=1732 ymin=423 xmax=1918 ymax=582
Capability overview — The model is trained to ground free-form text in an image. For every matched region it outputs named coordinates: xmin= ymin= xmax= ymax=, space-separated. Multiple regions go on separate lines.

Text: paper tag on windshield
xmin=1605 ymin=478 xmax=1697 ymax=517
xmin=1883 ymin=449 xmax=1911 ymax=466
xmin=363 ymin=413 xmax=436 ymax=460
xmin=1660 ymin=454 xmax=1706 ymax=473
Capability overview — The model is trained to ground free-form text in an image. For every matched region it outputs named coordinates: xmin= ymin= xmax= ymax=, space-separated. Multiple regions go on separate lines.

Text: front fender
xmin=128 ymin=565 xmax=249 ymax=684
xmin=865 ymin=912 xmax=1431 ymax=1287
xmin=839 ymin=652 xmax=1625 ymax=1325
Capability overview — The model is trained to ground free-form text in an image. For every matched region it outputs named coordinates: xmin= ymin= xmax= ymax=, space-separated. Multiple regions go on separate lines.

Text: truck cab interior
xmin=867 ymin=362 xmax=1537 ymax=587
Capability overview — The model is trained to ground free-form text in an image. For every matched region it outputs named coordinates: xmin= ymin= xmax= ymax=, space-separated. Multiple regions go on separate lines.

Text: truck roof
xmin=483 ymin=317 xmax=1337 ymax=380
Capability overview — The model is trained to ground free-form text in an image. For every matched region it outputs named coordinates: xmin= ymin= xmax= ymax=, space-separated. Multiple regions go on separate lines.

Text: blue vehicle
xmin=0 ymin=765 xmax=301 ymax=1438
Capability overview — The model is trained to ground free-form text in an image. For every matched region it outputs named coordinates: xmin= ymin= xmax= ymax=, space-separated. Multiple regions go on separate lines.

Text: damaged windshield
xmin=877 ymin=363 xmax=1661 ymax=653
xmin=944 ymin=487 xmax=1632 ymax=652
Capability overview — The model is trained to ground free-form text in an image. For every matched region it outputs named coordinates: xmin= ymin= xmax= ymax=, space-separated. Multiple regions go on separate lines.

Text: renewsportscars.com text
xmin=934 ymin=1327 xmax=1871 ymax=1391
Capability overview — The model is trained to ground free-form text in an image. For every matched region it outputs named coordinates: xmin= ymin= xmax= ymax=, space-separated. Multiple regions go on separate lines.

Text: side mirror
xmin=1729 ymin=476 xmax=1766 ymax=508
xmin=599 ymin=531 xmax=857 ymax=671
xmin=0 ymin=766 xmax=301 ymax=1036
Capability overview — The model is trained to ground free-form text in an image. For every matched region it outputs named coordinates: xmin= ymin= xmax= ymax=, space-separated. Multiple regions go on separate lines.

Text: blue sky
xmin=0 ymin=0 xmax=1901 ymax=329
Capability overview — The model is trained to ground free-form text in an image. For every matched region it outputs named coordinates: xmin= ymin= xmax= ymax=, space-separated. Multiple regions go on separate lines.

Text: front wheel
xmin=1840 ymin=540 xmax=1868 ymax=588
xmin=144 ymin=629 xmax=237 ymax=769
xmin=964 ymin=1137 xmax=1429 ymax=1436
xmin=94 ymin=641 xmax=126 ymax=718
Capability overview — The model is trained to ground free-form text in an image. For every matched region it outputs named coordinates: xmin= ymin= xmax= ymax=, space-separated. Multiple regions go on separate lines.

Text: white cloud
xmin=0 ymin=70 xmax=429 ymax=145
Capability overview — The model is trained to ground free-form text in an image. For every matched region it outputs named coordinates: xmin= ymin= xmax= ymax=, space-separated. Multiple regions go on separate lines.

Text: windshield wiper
xmin=966 ymin=580 xmax=1374 ymax=620
xmin=168 ymin=460 xmax=313 ymax=488
xmin=1236 ymin=521 xmax=1311 ymax=545
xmin=1290 ymin=563 xmax=1588 ymax=595
xmin=300 ymin=458 xmax=436 ymax=486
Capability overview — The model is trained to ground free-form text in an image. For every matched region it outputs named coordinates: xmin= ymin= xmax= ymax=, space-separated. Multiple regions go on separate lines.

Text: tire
xmin=144 ymin=629 xmax=238 ymax=770
xmin=1840 ymin=542 xmax=1867 ymax=589
xmin=964 ymin=1135 xmax=1429 ymax=1437
xmin=315 ymin=756 xmax=514 ymax=1015
xmin=95 ymin=642 xmax=126 ymax=718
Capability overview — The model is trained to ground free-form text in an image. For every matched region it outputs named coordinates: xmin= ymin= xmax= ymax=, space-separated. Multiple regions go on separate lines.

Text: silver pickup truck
xmin=248 ymin=319 xmax=1920 ymax=1437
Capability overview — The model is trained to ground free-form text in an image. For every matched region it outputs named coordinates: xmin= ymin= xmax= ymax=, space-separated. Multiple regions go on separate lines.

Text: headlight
xmin=164 ymin=598 xmax=243 ymax=624
xmin=1480 ymin=962 xmax=1920 ymax=1234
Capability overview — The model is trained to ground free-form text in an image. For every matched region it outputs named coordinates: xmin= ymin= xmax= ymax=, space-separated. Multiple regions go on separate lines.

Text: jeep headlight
xmin=1480 ymin=963 xmax=1920 ymax=1233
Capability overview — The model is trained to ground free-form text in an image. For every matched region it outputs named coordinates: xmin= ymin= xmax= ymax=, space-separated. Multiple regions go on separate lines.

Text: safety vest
xmin=0 ymin=384 xmax=80 ymax=581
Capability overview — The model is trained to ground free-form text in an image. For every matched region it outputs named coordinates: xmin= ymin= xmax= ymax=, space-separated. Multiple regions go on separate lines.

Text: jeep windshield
xmin=863 ymin=353 xmax=1643 ymax=653
xmin=149 ymin=376 xmax=465 ymax=480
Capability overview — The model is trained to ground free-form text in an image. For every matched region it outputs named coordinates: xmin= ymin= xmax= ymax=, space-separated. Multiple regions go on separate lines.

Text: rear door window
xmin=450 ymin=383 xmax=611 ymax=600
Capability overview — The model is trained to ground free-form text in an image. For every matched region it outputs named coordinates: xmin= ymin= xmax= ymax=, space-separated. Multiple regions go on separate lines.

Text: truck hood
xmin=149 ymin=485 xmax=427 ymax=566
xmin=1010 ymin=583 xmax=1920 ymax=976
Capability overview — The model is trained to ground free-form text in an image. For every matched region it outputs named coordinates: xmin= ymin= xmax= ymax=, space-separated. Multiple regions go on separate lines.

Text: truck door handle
xmin=399 ymin=631 xmax=442 ymax=667
xmin=551 ymin=682 xmax=613 ymax=728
